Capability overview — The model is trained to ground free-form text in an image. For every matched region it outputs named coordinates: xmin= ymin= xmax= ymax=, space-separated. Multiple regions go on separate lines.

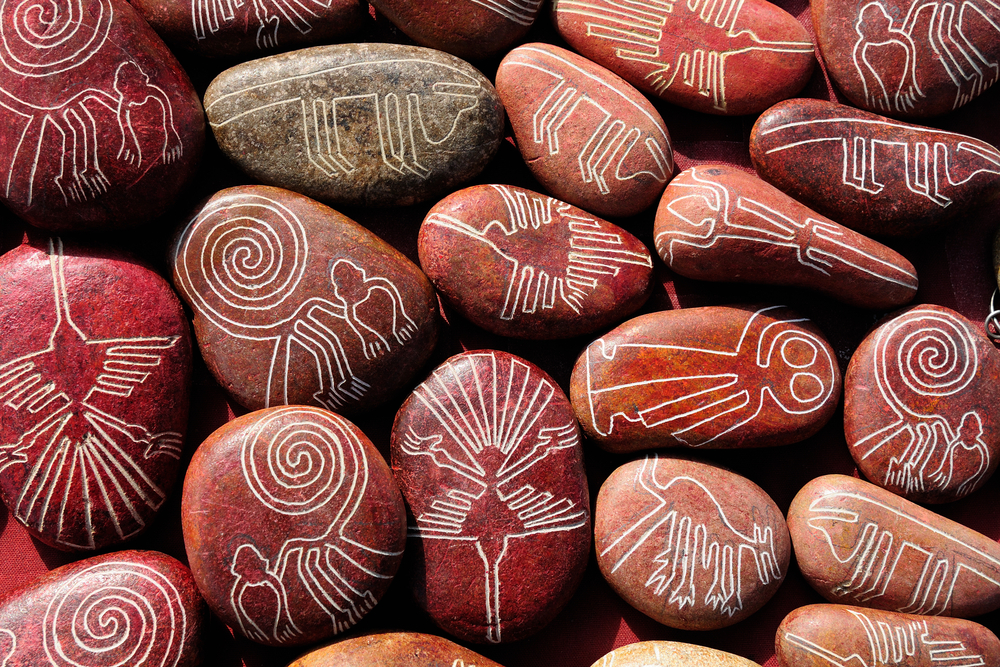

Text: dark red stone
xmin=288 ymin=631 xmax=507 ymax=667
xmin=654 ymin=164 xmax=919 ymax=309
xmin=0 ymin=550 xmax=205 ymax=666
xmin=182 ymin=406 xmax=406 ymax=646
xmin=750 ymin=99 xmax=1000 ymax=237
xmin=0 ymin=240 xmax=191 ymax=551
xmin=0 ymin=0 xmax=204 ymax=231
xmin=391 ymin=350 xmax=591 ymax=644
xmin=595 ymin=455 xmax=789 ymax=630
xmin=787 ymin=474 xmax=1000 ymax=617
xmin=419 ymin=184 xmax=653 ymax=339
xmin=570 ymin=305 xmax=841 ymax=453
xmin=170 ymin=185 xmax=437 ymax=413
xmin=496 ymin=43 xmax=673 ymax=217
xmin=550 ymin=0 xmax=815 ymax=115
xmin=844 ymin=304 xmax=1000 ymax=503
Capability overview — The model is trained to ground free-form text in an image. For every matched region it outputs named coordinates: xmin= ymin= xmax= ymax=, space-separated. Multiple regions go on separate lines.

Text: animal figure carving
xmin=191 ymin=0 xmax=334 ymax=49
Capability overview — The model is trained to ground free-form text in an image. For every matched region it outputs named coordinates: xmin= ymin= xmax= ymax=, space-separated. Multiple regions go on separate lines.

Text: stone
xmin=496 ymin=43 xmax=674 ymax=217
xmin=0 ymin=550 xmax=205 ymax=666
xmin=750 ymin=99 xmax=1000 ymax=238
xmin=288 ymin=631 xmax=507 ymax=667
xmin=595 ymin=454 xmax=789 ymax=630
xmin=776 ymin=603 xmax=1000 ymax=667
xmin=391 ymin=350 xmax=590 ymax=644
xmin=654 ymin=164 xmax=919 ymax=309
xmin=591 ymin=641 xmax=762 ymax=667
xmin=204 ymin=44 xmax=505 ymax=208
xmin=419 ymin=184 xmax=654 ymax=339
xmin=570 ymin=305 xmax=841 ymax=453
xmin=550 ymin=0 xmax=815 ymax=116
xmin=170 ymin=185 xmax=437 ymax=413
xmin=182 ymin=406 xmax=406 ymax=646
xmin=787 ymin=474 xmax=1000 ymax=617
xmin=0 ymin=0 xmax=204 ymax=231
xmin=0 ymin=239 xmax=192 ymax=551
xmin=812 ymin=0 xmax=1000 ymax=119
xmin=844 ymin=305 xmax=1000 ymax=503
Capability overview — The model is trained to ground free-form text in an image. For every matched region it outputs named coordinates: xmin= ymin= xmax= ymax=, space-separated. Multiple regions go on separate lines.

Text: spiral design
xmin=0 ymin=0 xmax=113 ymax=77
xmin=42 ymin=562 xmax=185 ymax=667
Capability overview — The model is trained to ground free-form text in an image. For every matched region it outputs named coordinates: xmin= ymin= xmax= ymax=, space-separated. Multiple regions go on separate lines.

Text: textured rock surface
xmin=497 ymin=43 xmax=673 ymax=217
xmin=0 ymin=240 xmax=191 ymax=551
xmin=204 ymin=44 xmax=505 ymax=207
xmin=591 ymin=641 xmax=762 ymax=667
xmin=288 ymin=631 xmax=507 ymax=667
xmin=170 ymin=186 xmax=437 ymax=413
xmin=391 ymin=350 xmax=590 ymax=644
xmin=419 ymin=184 xmax=653 ymax=339
xmin=570 ymin=305 xmax=841 ymax=452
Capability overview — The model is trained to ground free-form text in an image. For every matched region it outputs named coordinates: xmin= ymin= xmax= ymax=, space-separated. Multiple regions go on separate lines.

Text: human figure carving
xmin=191 ymin=0 xmax=336 ymax=49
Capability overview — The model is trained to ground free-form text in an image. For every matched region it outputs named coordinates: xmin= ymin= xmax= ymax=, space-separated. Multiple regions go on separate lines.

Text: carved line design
xmin=470 ymin=0 xmax=543 ymax=25
xmin=192 ymin=0 xmax=335 ymax=50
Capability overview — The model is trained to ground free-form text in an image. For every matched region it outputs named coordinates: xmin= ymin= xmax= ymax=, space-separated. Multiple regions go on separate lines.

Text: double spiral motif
xmin=0 ymin=0 xmax=113 ymax=77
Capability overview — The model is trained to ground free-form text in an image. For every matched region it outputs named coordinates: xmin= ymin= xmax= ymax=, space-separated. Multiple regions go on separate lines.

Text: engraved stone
xmin=750 ymin=99 xmax=1000 ymax=237
xmin=288 ymin=631 xmax=507 ymax=667
xmin=0 ymin=0 xmax=204 ymax=231
xmin=496 ymin=43 xmax=674 ymax=217
xmin=0 ymin=239 xmax=192 ymax=551
xmin=844 ymin=305 xmax=1000 ymax=503
xmin=419 ymin=184 xmax=654 ymax=339
xmin=591 ymin=641 xmax=762 ymax=667
xmin=595 ymin=455 xmax=789 ymax=630
xmin=170 ymin=185 xmax=437 ymax=413
xmin=204 ymin=44 xmax=506 ymax=208
xmin=391 ymin=350 xmax=591 ymax=644
xmin=550 ymin=0 xmax=815 ymax=116
xmin=654 ymin=164 xmax=919 ymax=309
xmin=570 ymin=305 xmax=841 ymax=453
xmin=787 ymin=474 xmax=1000 ymax=617
xmin=182 ymin=406 xmax=406 ymax=646
xmin=776 ymin=603 xmax=1000 ymax=667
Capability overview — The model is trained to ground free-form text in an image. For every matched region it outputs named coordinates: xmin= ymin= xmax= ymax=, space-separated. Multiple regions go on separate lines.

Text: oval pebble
xmin=592 ymin=641 xmax=762 ymax=667
xmin=288 ymin=631 xmax=507 ymax=667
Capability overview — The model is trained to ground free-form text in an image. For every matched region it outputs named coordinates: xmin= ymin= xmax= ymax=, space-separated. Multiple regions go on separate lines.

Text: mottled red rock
xmin=750 ymin=99 xmax=1000 ymax=237
xmin=0 ymin=550 xmax=205 ymax=666
xmin=776 ymin=604 xmax=1000 ymax=667
xmin=595 ymin=455 xmax=789 ymax=630
xmin=170 ymin=186 xmax=437 ymax=413
xmin=550 ymin=0 xmax=815 ymax=116
xmin=0 ymin=0 xmax=204 ymax=231
xmin=0 ymin=240 xmax=191 ymax=551
xmin=787 ymin=474 xmax=1000 ymax=617
xmin=182 ymin=406 xmax=406 ymax=646
xmin=391 ymin=350 xmax=590 ymax=644
xmin=419 ymin=184 xmax=653 ymax=339
xmin=570 ymin=305 xmax=841 ymax=453
xmin=204 ymin=44 xmax=505 ymax=208
xmin=655 ymin=164 xmax=918 ymax=309
xmin=288 ymin=631 xmax=507 ymax=667
xmin=592 ymin=641 xmax=762 ymax=667
xmin=496 ymin=43 xmax=674 ymax=217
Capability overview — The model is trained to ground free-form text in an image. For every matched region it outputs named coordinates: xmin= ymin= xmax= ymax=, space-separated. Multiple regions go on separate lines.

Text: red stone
xmin=654 ymin=164 xmax=919 ymax=309
xmin=750 ymin=99 xmax=1000 ymax=238
xmin=592 ymin=641 xmax=763 ymax=667
xmin=0 ymin=240 xmax=192 ymax=551
xmin=0 ymin=0 xmax=204 ymax=231
xmin=391 ymin=350 xmax=590 ymax=644
xmin=419 ymin=184 xmax=653 ymax=339
xmin=0 ymin=550 xmax=205 ymax=666
xmin=569 ymin=305 xmax=841 ymax=453
xmin=776 ymin=604 xmax=1000 ymax=667
xmin=787 ymin=474 xmax=1000 ymax=617
xmin=182 ymin=406 xmax=406 ymax=646
xmin=844 ymin=305 xmax=1000 ymax=503
xmin=496 ymin=43 xmax=674 ymax=217
xmin=288 ymin=631 xmax=507 ymax=667
xmin=170 ymin=186 xmax=438 ymax=413
xmin=595 ymin=455 xmax=789 ymax=630
xmin=550 ymin=0 xmax=815 ymax=115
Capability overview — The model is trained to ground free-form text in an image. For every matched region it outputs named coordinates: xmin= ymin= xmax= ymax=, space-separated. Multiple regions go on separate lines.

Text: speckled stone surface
xmin=591 ymin=641 xmax=762 ymax=667
xmin=288 ymin=631 xmax=507 ymax=667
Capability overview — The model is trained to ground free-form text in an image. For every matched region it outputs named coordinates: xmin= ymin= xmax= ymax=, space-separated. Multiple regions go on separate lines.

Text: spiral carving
xmin=0 ymin=0 xmax=113 ymax=77
xmin=42 ymin=562 xmax=185 ymax=667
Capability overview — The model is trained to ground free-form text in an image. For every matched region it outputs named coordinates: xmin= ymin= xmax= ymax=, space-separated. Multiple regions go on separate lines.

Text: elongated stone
xmin=570 ymin=305 xmax=841 ymax=453
xmin=0 ymin=239 xmax=191 ymax=551
xmin=170 ymin=186 xmax=437 ymax=413
xmin=550 ymin=0 xmax=815 ymax=115
xmin=391 ymin=350 xmax=590 ymax=644
xmin=496 ymin=43 xmax=674 ymax=217
xmin=787 ymin=474 xmax=1000 ymax=617
xmin=592 ymin=641 xmax=762 ymax=667
xmin=419 ymin=184 xmax=654 ymax=339
xmin=288 ymin=632 xmax=507 ymax=667
xmin=204 ymin=44 xmax=505 ymax=208
xmin=750 ymin=99 xmax=1000 ymax=237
